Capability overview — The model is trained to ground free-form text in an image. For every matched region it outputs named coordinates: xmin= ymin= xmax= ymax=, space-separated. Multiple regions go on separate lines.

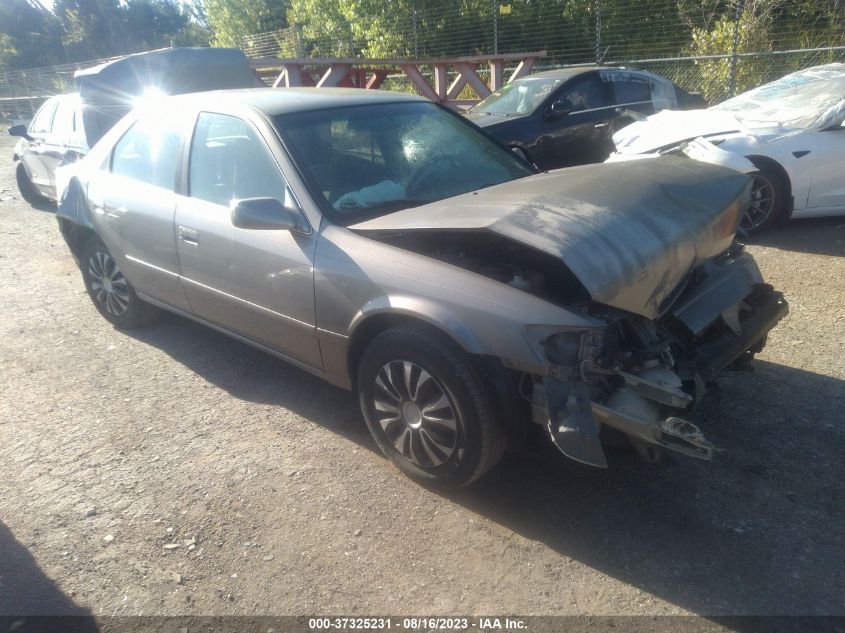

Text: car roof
xmin=516 ymin=65 xmax=658 ymax=82
xmin=165 ymin=87 xmax=427 ymax=116
xmin=523 ymin=66 xmax=615 ymax=79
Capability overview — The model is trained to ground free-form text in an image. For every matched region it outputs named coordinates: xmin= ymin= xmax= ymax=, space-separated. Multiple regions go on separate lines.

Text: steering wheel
xmin=406 ymin=156 xmax=459 ymax=198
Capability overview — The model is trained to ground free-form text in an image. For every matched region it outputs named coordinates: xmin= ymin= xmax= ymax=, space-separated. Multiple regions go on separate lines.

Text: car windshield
xmin=275 ymin=101 xmax=533 ymax=223
xmin=471 ymin=76 xmax=566 ymax=115
xmin=711 ymin=64 xmax=845 ymax=129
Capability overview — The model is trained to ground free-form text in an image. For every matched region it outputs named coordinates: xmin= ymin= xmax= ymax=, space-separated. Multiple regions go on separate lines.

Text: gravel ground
xmin=0 ymin=130 xmax=843 ymax=618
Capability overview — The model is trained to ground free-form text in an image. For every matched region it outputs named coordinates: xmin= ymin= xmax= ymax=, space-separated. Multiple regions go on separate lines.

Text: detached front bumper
xmin=532 ymin=283 xmax=788 ymax=467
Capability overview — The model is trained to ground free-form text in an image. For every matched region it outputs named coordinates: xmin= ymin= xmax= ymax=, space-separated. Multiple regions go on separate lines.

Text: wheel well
xmin=746 ymin=155 xmax=793 ymax=213
xmin=346 ymin=314 xmax=466 ymax=388
xmin=345 ymin=312 xmax=529 ymax=447
xmin=57 ymin=218 xmax=97 ymax=259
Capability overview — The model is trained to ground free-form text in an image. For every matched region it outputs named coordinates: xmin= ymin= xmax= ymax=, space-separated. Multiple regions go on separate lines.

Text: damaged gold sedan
xmin=56 ymin=89 xmax=787 ymax=486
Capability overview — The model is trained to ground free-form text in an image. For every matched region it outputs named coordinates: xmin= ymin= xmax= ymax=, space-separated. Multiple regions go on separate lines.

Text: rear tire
xmin=743 ymin=159 xmax=789 ymax=235
xmin=79 ymin=237 xmax=159 ymax=329
xmin=357 ymin=325 xmax=506 ymax=487
xmin=16 ymin=162 xmax=47 ymax=205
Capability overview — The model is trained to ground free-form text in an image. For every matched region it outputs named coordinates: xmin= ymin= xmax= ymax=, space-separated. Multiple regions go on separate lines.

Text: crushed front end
xmin=530 ymin=241 xmax=788 ymax=467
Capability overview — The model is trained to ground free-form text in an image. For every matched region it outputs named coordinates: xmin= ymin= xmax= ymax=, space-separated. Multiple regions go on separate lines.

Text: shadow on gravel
xmin=123 ymin=312 xmax=374 ymax=448
xmin=749 ymin=216 xmax=845 ymax=256
xmin=448 ymin=359 xmax=845 ymax=617
xmin=0 ymin=522 xmax=96 ymax=626
xmin=124 ymin=314 xmax=844 ymax=618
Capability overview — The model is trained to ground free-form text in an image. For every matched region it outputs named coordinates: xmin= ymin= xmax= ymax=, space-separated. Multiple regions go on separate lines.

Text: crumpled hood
xmin=612 ymin=109 xmax=748 ymax=154
xmin=350 ymin=157 xmax=751 ymax=319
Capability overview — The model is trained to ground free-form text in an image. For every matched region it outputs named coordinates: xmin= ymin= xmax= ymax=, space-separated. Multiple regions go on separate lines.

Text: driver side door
xmin=538 ymin=74 xmax=615 ymax=168
xmin=175 ymin=111 xmax=321 ymax=367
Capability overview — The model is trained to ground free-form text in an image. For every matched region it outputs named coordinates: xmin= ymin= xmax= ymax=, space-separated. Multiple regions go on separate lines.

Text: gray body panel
xmin=314 ymin=223 xmax=602 ymax=386
xmin=351 ymin=157 xmax=750 ymax=319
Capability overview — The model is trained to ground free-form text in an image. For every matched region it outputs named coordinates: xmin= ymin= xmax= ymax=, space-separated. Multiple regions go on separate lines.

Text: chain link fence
xmin=242 ymin=0 xmax=845 ymax=103
xmin=3 ymin=0 xmax=844 ymax=120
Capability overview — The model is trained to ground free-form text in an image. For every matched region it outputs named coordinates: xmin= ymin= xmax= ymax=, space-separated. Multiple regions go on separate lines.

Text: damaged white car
xmin=609 ymin=64 xmax=845 ymax=234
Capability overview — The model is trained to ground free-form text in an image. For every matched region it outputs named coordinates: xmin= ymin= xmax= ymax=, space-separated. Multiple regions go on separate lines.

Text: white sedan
xmin=608 ymin=64 xmax=845 ymax=234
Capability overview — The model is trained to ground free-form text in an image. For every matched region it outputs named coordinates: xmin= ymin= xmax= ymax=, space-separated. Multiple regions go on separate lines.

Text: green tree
xmin=54 ymin=0 xmax=127 ymax=60
xmin=0 ymin=0 xmax=65 ymax=69
xmin=204 ymin=0 xmax=290 ymax=48
xmin=123 ymin=0 xmax=209 ymax=50
xmin=0 ymin=33 xmax=18 ymax=72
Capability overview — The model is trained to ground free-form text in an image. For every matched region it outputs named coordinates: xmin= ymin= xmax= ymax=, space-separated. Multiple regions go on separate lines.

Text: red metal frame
xmin=251 ymin=52 xmax=545 ymax=108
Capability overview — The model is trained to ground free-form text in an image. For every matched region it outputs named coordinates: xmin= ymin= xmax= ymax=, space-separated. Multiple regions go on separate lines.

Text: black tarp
xmin=75 ymin=47 xmax=264 ymax=147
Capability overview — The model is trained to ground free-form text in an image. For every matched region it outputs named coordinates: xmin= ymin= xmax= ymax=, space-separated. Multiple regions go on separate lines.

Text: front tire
xmin=357 ymin=326 xmax=506 ymax=487
xmin=79 ymin=237 xmax=159 ymax=329
xmin=743 ymin=159 xmax=789 ymax=235
xmin=16 ymin=162 xmax=47 ymax=205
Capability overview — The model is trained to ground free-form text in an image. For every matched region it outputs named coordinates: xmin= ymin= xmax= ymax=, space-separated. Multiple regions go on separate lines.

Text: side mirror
xmin=548 ymin=100 xmax=573 ymax=119
xmin=8 ymin=124 xmax=33 ymax=141
xmin=231 ymin=196 xmax=306 ymax=231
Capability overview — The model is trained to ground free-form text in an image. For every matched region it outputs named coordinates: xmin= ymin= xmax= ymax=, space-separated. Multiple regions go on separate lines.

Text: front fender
xmin=348 ymin=294 xmax=485 ymax=356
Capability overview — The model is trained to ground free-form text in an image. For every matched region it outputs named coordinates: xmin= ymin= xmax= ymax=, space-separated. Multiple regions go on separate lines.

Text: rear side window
xmin=111 ymin=114 xmax=184 ymax=190
xmin=52 ymin=97 xmax=77 ymax=137
xmin=650 ymin=78 xmax=676 ymax=110
xmin=611 ymin=76 xmax=652 ymax=107
xmin=29 ymin=99 xmax=58 ymax=133
xmin=188 ymin=112 xmax=286 ymax=207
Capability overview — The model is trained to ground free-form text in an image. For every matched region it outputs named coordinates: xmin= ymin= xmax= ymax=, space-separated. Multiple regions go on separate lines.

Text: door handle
xmin=594 ymin=121 xmax=609 ymax=129
xmin=178 ymin=226 xmax=199 ymax=245
xmin=92 ymin=203 xmax=126 ymax=216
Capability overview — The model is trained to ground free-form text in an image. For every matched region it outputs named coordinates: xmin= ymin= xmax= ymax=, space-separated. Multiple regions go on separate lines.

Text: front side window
xmin=275 ymin=101 xmax=532 ymax=223
xmin=557 ymin=76 xmax=608 ymax=112
xmin=29 ymin=98 xmax=58 ymax=134
xmin=188 ymin=112 xmax=287 ymax=207
xmin=111 ymin=112 xmax=184 ymax=190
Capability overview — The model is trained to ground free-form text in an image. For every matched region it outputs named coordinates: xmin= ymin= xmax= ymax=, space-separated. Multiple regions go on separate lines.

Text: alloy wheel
xmin=742 ymin=173 xmax=776 ymax=232
xmin=87 ymin=250 xmax=130 ymax=316
xmin=371 ymin=361 xmax=460 ymax=468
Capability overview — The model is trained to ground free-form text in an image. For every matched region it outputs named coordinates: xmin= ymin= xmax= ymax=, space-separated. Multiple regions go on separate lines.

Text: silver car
xmin=57 ymin=88 xmax=787 ymax=486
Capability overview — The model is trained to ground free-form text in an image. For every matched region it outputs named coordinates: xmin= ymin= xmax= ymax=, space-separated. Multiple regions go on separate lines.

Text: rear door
xmin=86 ymin=109 xmax=191 ymax=310
xmin=174 ymin=111 xmax=321 ymax=367
xmin=22 ymin=97 xmax=59 ymax=193
xmin=40 ymin=96 xmax=78 ymax=195
xmin=606 ymin=71 xmax=659 ymax=140
xmin=539 ymin=73 xmax=614 ymax=167
xmin=608 ymin=71 xmax=655 ymax=114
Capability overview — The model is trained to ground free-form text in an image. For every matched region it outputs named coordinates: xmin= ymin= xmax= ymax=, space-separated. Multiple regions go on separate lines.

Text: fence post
xmin=294 ymin=23 xmax=304 ymax=58
xmin=728 ymin=0 xmax=745 ymax=98
xmin=595 ymin=0 xmax=602 ymax=64
xmin=412 ymin=0 xmax=419 ymax=57
xmin=493 ymin=0 xmax=499 ymax=55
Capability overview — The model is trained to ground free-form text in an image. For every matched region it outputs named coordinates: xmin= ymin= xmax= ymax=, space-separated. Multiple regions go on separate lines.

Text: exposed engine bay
xmin=366 ymin=229 xmax=593 ymax=307
xmin=366 ymin=228 xmax=788 ymax=467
